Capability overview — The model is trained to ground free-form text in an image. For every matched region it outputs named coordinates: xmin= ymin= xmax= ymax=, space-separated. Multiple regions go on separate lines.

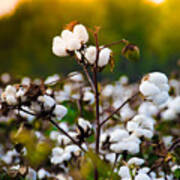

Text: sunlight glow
xmin=148 ymin=0 xmax=165 ymax=4
xmin=0 ymin=0 xmax=20 ymax=16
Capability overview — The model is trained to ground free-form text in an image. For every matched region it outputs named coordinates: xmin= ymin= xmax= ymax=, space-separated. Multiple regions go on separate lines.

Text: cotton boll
xmin=61 ymin=30 xmax=74 ymax=41
xmin=161 ymin=109 xmax=177 ymax=121
xmin=162 ymin=136 xmax=173 ymax=147
xmin=169 ymin=96 xmax=180 ymax=113
xmin=52 ymin=147 xmax=64 ymax=156
xmin=66 ymin=36 xmax=81 ymax=51
xmin=38 ymin=169 xmax=50 ymax=179
xmin=139 ymin=81 xmax=160 ymax=97
xmin=110 ymin=129 xmax=129 ymax=142
xmin=73 ymin=24 xmax=89 ymax=43
xmin=135 ymin=173 xmax=151 ymax=180
xmin=52 ymin=36 xmax=68 ymax=57
xmin=118 ymin=166 xmax=131 ymax=179
xmin=138 ymin=102 xmax=158 ymax=117
xmin=85 ymin=46 xmax=97 ymax=65
xmin=38 ymin=95 xmax=56 ymax=111
xmin=98 ymin=48 xmax=111 ymax=67
xmin=128 ymin=157 xmax=145 ymax=166
xmin=45 ymin=74 xmax=60 ymax=85
xmin=53 ymin=105 xmax=67 ymax=120
xmin=148 ymin=72 xmax=168 ymax=85
xmin=152 ymin=91 xmax=169 ymax=105
xmin=83 ymin=91 xmax=95 ymax=104
xmin=57 ymin=134 xmax=71 ymax=145
xmin=102 ymin=85 xmax=114 ymax=97
xmin=69 ymin=72 xmax=84 ymax=82
xmin=78 ymin=118 xmax=92 ymax=132
xmin=127 ymin=121 xmax=138 ymax=132
xmin=140 ymin=72 xmax=169 ymax=106
xmin=49 ymin=131 xmax=60 ymax=141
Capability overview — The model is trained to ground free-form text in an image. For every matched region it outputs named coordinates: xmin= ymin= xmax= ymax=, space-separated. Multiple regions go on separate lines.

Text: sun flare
xmin=148 ymin=0 xmax=165 ymax=4
xmin=0 ymin=0 xmax=20 ymax=16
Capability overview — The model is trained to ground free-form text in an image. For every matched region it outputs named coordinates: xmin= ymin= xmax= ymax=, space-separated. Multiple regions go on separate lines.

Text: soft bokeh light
xmin=0 ymin=0 xmax=19 ymax=16
xmin=148 ymin=0 xmax=165 ymax=4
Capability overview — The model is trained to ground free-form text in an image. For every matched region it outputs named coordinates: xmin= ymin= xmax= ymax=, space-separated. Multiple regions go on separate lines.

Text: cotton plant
xmin=0 ymin=22 xmax=180 ymax=180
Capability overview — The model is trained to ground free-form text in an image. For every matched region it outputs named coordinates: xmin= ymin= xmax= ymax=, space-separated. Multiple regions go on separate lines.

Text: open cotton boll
xmin=152 ymin=91 xmax=169 ymax=105
xmin=135 ymin=173 xmax=151 ymax=180
xmin=102 ymin=85 xmax=114 ymax=97
xmin=45 ymin=74 xmax=60 ymax=85
xmin=138 ymin=102 xmax=158 ymax=117
xmin=161 ymin=108 xmax=177 ymax=121
xmin=38 ymin=169 xmax=50 ymax=179
xmin=1 ymin=85 xmax=18 ymax=105
xmin=53 ymin=105 xmax=67 ymax=120
xmin=128 ymin=157 xmax=145 ymax=166
xmin=83 ymin=91 xmax=95 ymax=104
xmin=98 ymin=48 xmax=111 ymax=67
xmin=66 ymin=36 xmax=81 ymax=51
xmin=85 ymin=46 xmax=97 ymax=65
xmin=38 ymin=95 xmax=56 ymax=110
xmin=139 ymin=81 xmax=160 ymax=97
xmin=52 ymin=36 xmax=68 ymax=57
xmin=118 ymin=166 xmax=131 ymax=179
xmin=61 ymin=30 xmax=74 ymax=41
xmin=73 ymin=24 xmax=89 ymax=43
xmin=168 ymin=96 xmax=180 ymax=113
xmin=148 ymin=72 xmax=168 ymax=85
xmin=109 ymin=129 xmax=129 ymax=142
xmin=69 ymin=72 xmax=84 ymax=82
xmin=78 ymin=118 xmax=92 ymax=132
xmin=140 ymin=72 xmax=169 ymax=106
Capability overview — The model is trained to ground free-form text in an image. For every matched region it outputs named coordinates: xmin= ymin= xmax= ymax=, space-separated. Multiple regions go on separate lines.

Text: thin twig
xmin=100 ymin=92 xmax=139 ymax=127
xmin=102 ymin=39 xmax=129 ymax=48
xmin=49 ymin=118 xmax=86 ymax=152
xmin=14 ymin=106 xmax=86 ymax=153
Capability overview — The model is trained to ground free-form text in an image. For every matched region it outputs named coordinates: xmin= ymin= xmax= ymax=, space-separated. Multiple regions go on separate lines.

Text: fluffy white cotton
xmin=128 ymin=157 xmax=145 ymax=166
xmin=139 ymin=72 xmax=169 ymax=106
xmin=69 ymin=72 xmax=84 ymax=82
xmin=38 ymin=95 xmax=56 ymax=111
xmin=109 ymin=129 xmax=129 ymax=142
xmin=118 ymin=166 xmax=131 ymax=179
xmin=1 ymin=85 xmax=17 ymax=105
xmin=83 ymin=91 xmax=95 ymax=104
xmin=140 ymin=81 xmax=160 ymax=97
xmin=161 ymin=108 xmax=177 ymax=121
xmin=127 ymin=114 xmax=154 ymax=139
xmin=135 ymin=173 xmax=151 ymax=180
xmin=53 ymin=105 xmax=67 ymax=120
xmin=102 ymin=85 xmax=114 ymax=97
xmin=52 ymin=24 xmax=89 ymax=57
xmin=45 ymin=74 xmax=60 ymax=85
xmin=98 ymin=48 xmax=111 ymax=67
xmin=168 ymin=96 xmax=180 ymax=114
xmin=38 ymin=169 xmax=50 ymax=179
xmin=73 ymin=24 xmax=89 ymax=43
xmin=85 ymin=46 xmax=97 ymax=65
xmin=52 ymin=36 xmax=68 ymax=57
xmin=78 ymin=118 xmax=92 ymax=132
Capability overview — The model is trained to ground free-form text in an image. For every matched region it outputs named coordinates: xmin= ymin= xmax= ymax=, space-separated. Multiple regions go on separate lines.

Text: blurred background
xmin=0 ymin=0 xmax=179 ymax=81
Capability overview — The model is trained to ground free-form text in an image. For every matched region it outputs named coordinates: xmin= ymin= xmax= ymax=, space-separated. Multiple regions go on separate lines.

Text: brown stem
xmin=100 ymin=92 xmax=139 ymax=127
xmin=15 ymin=106 xmax=86 ymax=152
xmin=81 ymin=64 xmax=96 ymax=93
xmin=49 ymin=118 xmax=86 ymax=152
xmin=102 ymin=39 xmax=129 ymax=48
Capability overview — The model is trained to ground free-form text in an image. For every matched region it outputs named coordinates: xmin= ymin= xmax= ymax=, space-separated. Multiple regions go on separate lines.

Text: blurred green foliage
xmin=0 ymin=0 xmax=180 ymax=80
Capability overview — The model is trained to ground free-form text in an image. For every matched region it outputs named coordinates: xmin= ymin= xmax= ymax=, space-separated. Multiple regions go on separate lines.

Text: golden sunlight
xmin=0 ymin=0 xmax=20 ymax=16
xmin=148 ymin=0 xmax=165 ymax=4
